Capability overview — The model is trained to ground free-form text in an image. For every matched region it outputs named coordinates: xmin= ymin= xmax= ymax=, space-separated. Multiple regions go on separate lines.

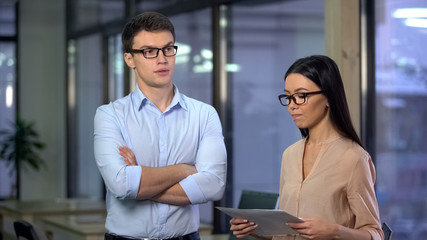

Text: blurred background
xmin=0 ymin=0 xmax=427 ymax=239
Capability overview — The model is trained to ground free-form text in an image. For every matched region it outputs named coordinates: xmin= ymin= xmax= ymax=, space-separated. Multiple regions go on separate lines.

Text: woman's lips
xmin=291 ymin=114 xmax=302 ymax=121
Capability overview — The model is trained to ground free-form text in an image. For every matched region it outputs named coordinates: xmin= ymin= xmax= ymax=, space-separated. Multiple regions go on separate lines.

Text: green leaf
xmin=0 ymin=117 xmax=47 ymax=173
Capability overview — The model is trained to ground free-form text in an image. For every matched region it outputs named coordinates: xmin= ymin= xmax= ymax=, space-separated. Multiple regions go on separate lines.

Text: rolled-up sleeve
xmin=94 ymin=105 xmax=141 ymax=199
xmin=180 ymin=107 xmax=227 ymax=204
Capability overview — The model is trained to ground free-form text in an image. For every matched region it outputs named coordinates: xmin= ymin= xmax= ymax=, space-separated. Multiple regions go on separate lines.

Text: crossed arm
xmin=95 ymin=104 xmax=226 ymax=206
xmin=119 ymin=146 xmax=197 ymax=205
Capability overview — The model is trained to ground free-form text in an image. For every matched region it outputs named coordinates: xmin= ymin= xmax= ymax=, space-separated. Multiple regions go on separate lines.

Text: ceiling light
xmin=393 ymin=8 xmax=427 ymax=18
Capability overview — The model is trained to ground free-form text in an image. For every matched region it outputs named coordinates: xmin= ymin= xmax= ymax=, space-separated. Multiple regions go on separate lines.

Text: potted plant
xmin=0 ymin=116 xmax=46 ymax=199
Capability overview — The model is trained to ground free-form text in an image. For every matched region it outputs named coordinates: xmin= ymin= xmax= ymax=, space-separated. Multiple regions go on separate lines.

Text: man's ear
xmin=124 ymin=53 xmax=136 ymax=69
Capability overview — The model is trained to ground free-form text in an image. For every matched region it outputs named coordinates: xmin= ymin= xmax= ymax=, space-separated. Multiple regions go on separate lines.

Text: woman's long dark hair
xmin=284 ymin=55 xmax=363 ymax=147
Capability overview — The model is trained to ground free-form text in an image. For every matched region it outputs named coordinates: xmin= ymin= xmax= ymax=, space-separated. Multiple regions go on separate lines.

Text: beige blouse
xmin=273 ymin=137 xmax=383 ymax=240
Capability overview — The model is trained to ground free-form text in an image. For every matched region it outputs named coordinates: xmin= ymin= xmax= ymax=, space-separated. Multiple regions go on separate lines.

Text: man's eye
xmin=144 ymin=49 xmax=155 ymax=54
xmin=164 ymin=46 xmax=173 ymax=52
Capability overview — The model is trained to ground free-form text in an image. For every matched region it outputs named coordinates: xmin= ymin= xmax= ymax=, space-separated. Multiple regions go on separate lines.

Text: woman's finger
xmin=229 ymin=218 xmax=257 ymax=238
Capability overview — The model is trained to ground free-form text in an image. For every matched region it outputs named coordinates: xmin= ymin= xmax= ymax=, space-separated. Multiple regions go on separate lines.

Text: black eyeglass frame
xmin=278 ymin=91 xmax=324 ymax=106
xmin=128 ymin=45 xmax=178 ymax=59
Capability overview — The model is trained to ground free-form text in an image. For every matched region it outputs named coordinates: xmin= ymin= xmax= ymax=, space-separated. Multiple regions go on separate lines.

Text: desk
xmin=42 ymin=214 xmax=106 ymax=240
xmin=0 ymin=199 xmax=219 ymax=240
xmin=0 ymin=199 xmax=106 ymax=240
xmin=201 ymin=234 xmax=229 ymax=240
xmin=199 ymin=223 xmax=213 ymax=236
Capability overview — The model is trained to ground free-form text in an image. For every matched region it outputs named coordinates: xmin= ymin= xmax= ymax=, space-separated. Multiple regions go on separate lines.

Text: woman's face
xmin=284 ymin=73 xmax=329 ymax=130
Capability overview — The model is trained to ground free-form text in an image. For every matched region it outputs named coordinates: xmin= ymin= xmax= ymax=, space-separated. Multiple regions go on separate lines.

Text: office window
xmin=230 ymin=0 xmax=325 ymax=207
xmin=108 ymin=34 xmax=125 ymax=101
xmin=375 ymin=1 xmax=427 ymax=239
xmin=68 ymin=0 xmax=125 ymax=33
xmin=137 ymin=0 xmax=176 ymax=11
xmin=0 ymin=1 xmax=16 ymax=36
xmin=0 ymin=1 xmax=16 ymax=199
xmin=67 ymin=34 xmax=104 ymax=199
xmin=170 ymin=9 xmax=212 ymax=104
xmin=136 ymin=0 xmax=207 ymax=12
xmin=0 ymin=42 xmax=16 ymax=199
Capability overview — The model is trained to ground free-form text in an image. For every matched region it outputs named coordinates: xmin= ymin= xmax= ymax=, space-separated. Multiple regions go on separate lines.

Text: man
xmin=94 ymin=12 xmax=227 ymax=240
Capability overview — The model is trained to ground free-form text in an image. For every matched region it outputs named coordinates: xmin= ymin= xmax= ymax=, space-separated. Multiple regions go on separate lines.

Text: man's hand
xmin=119 ymin=146 xmax=137 ymax=166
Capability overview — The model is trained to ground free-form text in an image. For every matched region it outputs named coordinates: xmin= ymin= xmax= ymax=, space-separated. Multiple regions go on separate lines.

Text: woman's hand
xmin=119 ymin=146 xmax=137 ymax=166
xmin=287 ymin=217 xmax=338 ymax=240
xmin=230 ymin=218 xmax=257 ymax=238
xmin=287 ymin=217 xmax=372 ymax=240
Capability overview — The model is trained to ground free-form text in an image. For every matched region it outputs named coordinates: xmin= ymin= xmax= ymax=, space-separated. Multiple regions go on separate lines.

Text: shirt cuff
xmin=126 ymin=165 xmax=142 ymax=199
xmin=180 ymin=175 xmax=206 ymax=204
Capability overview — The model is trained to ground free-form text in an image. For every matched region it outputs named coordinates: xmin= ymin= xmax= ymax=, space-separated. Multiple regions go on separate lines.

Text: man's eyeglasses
xmin=278 ymin=91 xmax=324 ymax=106
xmin=129 ymin=46 xmax=178 ymax=59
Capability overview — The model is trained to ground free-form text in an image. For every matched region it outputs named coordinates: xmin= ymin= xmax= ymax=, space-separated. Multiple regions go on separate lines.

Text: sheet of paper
xmin=216 ymin=207 xmax=303 ymax=236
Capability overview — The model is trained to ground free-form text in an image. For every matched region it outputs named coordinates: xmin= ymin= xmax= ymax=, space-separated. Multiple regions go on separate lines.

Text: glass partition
xmin=68 ymin=0 xmax=125 ymax=33
xmin=0 ymin=1 xmax=16 ymax=199
xmin=67 ymin=34 xmax=104 ymax=199
xmin=230 ymin=0 xmax=325 ymax=207
xmin=375 ymin=1 xmax=427 ymax=239
xmin=108 ymin=34 xmax=125 ymax=101
xmin=0 ymin=41 xmax=16 ymax=199
xmin=170 ymin=9 xmax=212 ymax=104
xmin=0 ymin=1 xmax=16 ymax=36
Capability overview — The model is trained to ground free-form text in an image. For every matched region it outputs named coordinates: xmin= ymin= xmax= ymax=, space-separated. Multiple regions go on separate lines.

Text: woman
xmin=230 ymin=55 xmax=383 ymax=240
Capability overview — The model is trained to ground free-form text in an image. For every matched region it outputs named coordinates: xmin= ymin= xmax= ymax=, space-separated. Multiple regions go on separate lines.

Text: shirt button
xmin=161 ymin=141 xmax=165 ymax=146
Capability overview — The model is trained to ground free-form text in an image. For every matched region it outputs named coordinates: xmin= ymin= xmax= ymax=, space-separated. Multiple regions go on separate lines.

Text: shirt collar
xmin=133 ymin=84 xmax=188 ymax=112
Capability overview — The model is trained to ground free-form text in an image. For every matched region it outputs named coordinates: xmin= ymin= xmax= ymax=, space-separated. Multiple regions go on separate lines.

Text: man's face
xmin=124 ymin=30 xmax=176 ymax=90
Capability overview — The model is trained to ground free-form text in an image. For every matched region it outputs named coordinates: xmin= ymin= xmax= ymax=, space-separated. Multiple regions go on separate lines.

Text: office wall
xmin=19 ymin=0 xmax=66 ymax=200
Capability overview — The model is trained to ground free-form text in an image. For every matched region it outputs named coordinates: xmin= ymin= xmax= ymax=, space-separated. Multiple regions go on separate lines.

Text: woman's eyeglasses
xmin=278 ymin=91 xmax=324 ymax=106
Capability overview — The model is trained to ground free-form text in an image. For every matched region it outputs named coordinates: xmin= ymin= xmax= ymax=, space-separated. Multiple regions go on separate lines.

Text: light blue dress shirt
xmin=94 ymin=86 xmax=227 ymax=238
